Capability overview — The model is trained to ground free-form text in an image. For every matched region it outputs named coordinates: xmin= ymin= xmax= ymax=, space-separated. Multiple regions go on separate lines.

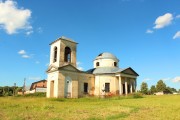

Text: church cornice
xmin=49 ymin=36 xmax=78 ymax=45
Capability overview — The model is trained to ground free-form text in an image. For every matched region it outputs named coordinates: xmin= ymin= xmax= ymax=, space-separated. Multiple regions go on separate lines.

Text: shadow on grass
xmin=50 ymin=93 xmax=144 ymax=103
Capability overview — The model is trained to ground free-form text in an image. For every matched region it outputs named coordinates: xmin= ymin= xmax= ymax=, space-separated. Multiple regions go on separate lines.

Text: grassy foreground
xmin=0 ymin=95 xmax=180 ymax=120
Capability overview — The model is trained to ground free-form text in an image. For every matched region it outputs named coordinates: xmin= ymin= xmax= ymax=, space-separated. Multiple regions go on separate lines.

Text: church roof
xmin=50 ymin=36 xmax=78 ymax=45
xmin=86 ymin=67 xmax=121 ymax=74
xmin=93 ymin=67 xmax=121 ymax=74
xmin=86 ymin=67 xmax=139 ymax=76
xmin=95 ymin=52 xmax=119 ymax=61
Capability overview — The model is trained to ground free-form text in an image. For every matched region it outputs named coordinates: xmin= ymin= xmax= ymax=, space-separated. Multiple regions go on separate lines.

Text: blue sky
xmin=0 ymin=0 xmax=180 ymax=90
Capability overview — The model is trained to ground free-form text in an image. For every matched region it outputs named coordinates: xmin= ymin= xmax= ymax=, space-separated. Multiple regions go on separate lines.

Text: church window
xmin=96 ymin=62 xmax=99 ymax=67
xmin=105 ymin=83 xmax=110 ymax=92
xmin=84 ymin=83 xmax=88 ymax=93
xmin=64 ymin=47 xmax=71 ymax=62
xmin=114 ymin=62 xmax=117 ymax=67
xmin=53 ymin=47 xmax=57 ymax=62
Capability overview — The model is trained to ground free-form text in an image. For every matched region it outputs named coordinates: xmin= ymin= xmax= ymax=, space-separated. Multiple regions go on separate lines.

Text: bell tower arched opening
xmin=53 ymin=47 xmax=57 ymax=63
xmin=64 ymin=47 xmax=71 ymax=63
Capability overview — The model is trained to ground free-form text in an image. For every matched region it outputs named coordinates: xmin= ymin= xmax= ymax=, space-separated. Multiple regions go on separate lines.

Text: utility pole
xmin=13 ymin=83 xmax=16 ymax=96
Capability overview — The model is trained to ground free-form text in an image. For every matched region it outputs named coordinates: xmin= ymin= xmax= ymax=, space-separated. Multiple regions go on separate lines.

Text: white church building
xmin=46 ymin=36 xmax=139 ymax=98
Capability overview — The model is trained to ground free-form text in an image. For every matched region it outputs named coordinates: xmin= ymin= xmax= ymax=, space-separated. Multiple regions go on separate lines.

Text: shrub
xmin=131 ymin=92 xmax=143 ymax=98
xmin=16 ymin=92 xmax=46 ymax=97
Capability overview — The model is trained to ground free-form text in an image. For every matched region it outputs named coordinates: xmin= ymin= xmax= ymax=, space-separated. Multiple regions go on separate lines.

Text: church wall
xmin=115 ymin=77 xmax=119 ymax=94
xmin=58 ymin=73 xmax=65 ymax=97
xmin=58 ymin=70 xmax=94 ymax=98
xmin=60 ymin=40 xmax=77 ymax=67
xmin=46 ymin=71 xmax=59 ymax=98
xmin=49 ymin=40 xmax=61 ymax=67
xmin=94 ymin=74 xmax=117 ymax=96
xmin=94 ymin=59 xmax=118 ymax=68
xmin=77 ymin=73 xmax=95 ymax=97
xmin=58 ymin=71 xmax=77 ymax=98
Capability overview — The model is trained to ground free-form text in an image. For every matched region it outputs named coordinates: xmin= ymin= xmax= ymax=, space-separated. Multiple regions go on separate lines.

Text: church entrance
xmin=50 ymin=81 xmax=54 ymax=97
xmin=65 ymin=77 xmax=72 ymax=98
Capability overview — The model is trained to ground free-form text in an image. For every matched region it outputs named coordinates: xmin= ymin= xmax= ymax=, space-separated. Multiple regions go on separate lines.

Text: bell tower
xmin=49 ymin=36 xmax=77 ymax=68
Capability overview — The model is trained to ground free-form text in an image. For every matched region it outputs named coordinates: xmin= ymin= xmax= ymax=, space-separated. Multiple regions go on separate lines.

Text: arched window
xmin=96 ymin=62 xmax=99 ymax=67
xmin=53 ymin=47 xmax=57 ymax=62
xmin=114 ymin=62 xmax=117 ymax=67
xmin=64 ymin=47 xmax=71 ymax=62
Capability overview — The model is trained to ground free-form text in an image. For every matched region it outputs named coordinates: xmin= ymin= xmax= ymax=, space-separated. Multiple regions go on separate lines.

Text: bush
xmin=131 ymin=92 xmax=143 ymax=98
xmin=16 ymin=92 xmax=46 ymax=97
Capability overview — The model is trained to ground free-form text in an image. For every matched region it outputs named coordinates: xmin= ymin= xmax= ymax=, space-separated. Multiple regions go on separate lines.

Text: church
xmin=46 ymin=36 xmax=139 ymax=98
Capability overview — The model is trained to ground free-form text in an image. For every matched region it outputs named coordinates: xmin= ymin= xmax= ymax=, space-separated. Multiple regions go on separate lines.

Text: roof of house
xmin=30 ymin=79 xmax=47 ymax=90
xmin=31 ymin=79 xmax=47 ymax=84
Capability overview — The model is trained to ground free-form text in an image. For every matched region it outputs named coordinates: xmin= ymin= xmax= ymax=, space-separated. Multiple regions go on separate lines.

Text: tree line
xmin=140 ymin=80 xmax=180 ymax=95
xmin=0 ymin=86 xmax=23 ymax=96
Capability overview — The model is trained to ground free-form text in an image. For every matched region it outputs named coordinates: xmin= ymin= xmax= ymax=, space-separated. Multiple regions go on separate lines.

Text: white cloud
xmin=26 ymin=30 xmax=33 ymax=35
xmin=143 ymin=78 xmax=151 ymax=82
xmin=22 ymin=54 xmax=30 ymax=58
xmin=18 ymin=50 xmax=31 ymax=58
xmin=77 ymin=61 xmax=84 ymax=71
xmin=172 ymin=77 xmax=180 ymax=83
xmin=162 ymin=78 xmax=171 ymax=81
xmin=18 ymin=50 xmax=26 ymax=55
xmin=0 ymin=0 xmax=32 ymax=34
xmin=146 ymin=29 xmax=154 ymax=34
xmin=28 ymin=77 xmax=41 ymax=81
xmin=77 ymin=67 xmax=83 ymax=71
xmin=153 ymin=13 xmax=173 ymax=29
xmin=173 ymin=31 xmax=180 ymax=39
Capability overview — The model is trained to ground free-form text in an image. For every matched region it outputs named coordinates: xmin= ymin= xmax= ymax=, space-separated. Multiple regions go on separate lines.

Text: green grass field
xmin=0 ymin=95 xmax=180 ymax=120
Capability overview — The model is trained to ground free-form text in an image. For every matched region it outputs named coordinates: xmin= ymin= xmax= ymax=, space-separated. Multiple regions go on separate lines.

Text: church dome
xmin=95 ymin=52 xmax=119 ymax=61
xmin=93 ymin=52 xmax=119 ymax=68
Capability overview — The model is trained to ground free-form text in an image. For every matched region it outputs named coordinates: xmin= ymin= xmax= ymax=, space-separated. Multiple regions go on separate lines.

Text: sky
xmin=0 ymin=0 xmax=180 ymax=90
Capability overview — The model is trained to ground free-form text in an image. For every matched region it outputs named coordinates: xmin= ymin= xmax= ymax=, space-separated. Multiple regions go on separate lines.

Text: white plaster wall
xmin=94 ymin=75 xmax=116 ymax=96
xmin=49 ymin=40 xmax=61 ymax=67
xmin=93 ymin=59 xmax=119 ymax=68
xmin=46 ymin=71 xmax=59 ymax=98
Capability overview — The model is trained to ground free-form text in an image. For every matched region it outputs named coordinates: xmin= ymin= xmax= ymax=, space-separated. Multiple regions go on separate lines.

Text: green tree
xmin=156 ymin=80 xmax=166 ymax=92
xmin=0 ymin=87 xmax=3 ymax=96
xmin=150 ymin=85 xmax=156 ymax=94
xmin=140 ymin=82 xmax=148 ymax=94
xmin=171 ymin=88 xmax=177 ymax=92
xmin=164 ymin=87 xmax=173 ymax=94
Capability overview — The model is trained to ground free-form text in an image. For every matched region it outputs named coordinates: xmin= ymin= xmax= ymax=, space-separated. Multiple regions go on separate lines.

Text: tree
xmin=171 ymin=88 xmax=177 ymax=93
xmin=156 ymin=80 xmax=166 ymax=92
xmin=164 ymin=87 xmax=173 ymax=94
xmin=150 ymin=85 xmax=156 ymax=94
xmin=0 ymin=87 xmax=3 ymax=96
xmin=140 ymin=82 xmax=148 ymax=94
